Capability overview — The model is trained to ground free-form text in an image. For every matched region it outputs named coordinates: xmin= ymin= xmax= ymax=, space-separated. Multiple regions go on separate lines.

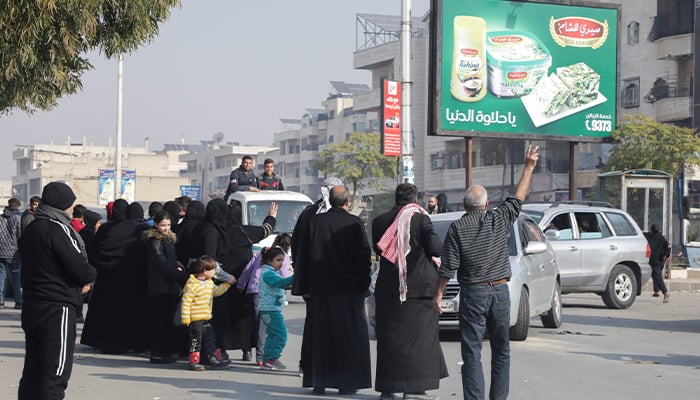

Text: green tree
xmin=315 ymin=132 xmax=398 ymax=204
xmin=605 ymin=115 xmax=700 ymax=177
xmin=0 ymin=0 xmax=181 ymax=115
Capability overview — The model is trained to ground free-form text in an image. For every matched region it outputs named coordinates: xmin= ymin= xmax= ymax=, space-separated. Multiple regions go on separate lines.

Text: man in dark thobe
xmin=373 ymin=183 xmax=448 ymax=400
xmin=297 ymin=185 xmax=372 ymax=395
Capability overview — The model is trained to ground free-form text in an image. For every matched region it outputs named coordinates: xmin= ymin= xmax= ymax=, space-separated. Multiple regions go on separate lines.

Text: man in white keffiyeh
xmin=371 ymin=183 xmax=447 ymax=400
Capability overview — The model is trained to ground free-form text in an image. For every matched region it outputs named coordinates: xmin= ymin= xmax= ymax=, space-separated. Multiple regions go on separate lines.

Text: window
xmin=604 ymin=212 xmax=638 ymax=236
xmin=329 ymin=110 xmax=335 ymax=119
xmin=627 ymin=21 xmax=639 ymax=45
xmin=621 ymin=77 xmax=640 ymax=108
xmin=574 ymin=212 xmax=611 ymax=239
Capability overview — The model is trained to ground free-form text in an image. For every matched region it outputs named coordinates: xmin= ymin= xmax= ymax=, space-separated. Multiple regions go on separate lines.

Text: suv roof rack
xmin=551 ymin=200 xmax=613 ymax=208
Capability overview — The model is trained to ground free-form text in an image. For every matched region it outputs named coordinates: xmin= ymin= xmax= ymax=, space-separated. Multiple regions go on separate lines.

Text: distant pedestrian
xmin=257 ymin=246 xmax=294 ymax=370
xmin=259 ymin=159 xmax=285 ymax=191
xmin=224 ymin=155 xmax=260 ymax=201
xmin=436 ymin=192 xmax=451 ymax=213
xmin=427 ymin=196 xmax=439 ymax=215
xmin=647 ymin=224 xmax=671 ymax=303
xmin=181 ymin=256 xmax=231 ymax=371
xmin=0 ymin=198 xmax=23 ymax=309
xmin=145 ymin=201 xmax=164 ymax=227
xmin=20 ymin=196 xmax=40 ymax=232
xmin=70 ymin=204 xmax=87 ymax=233
xmin=19 ymin=182 xmax=97 ymax=400
xmin=437 ymin=145 xmax=539 ymax=400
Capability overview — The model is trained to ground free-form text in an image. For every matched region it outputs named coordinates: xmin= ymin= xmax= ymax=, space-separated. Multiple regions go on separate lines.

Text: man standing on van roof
xmin=224 ymin=155 xmax=260 ymax=201
xmin=259 ymin=159 xmax=285 ymax=191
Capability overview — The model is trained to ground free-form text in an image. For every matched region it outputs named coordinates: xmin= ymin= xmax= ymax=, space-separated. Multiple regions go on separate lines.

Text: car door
xmin=520 ymin=218 xmax=555 ymax=311
xmin=543 ymin=211 xmax=581 ymax=290
xmin=574 ymin=211 xmax=616 ymax=289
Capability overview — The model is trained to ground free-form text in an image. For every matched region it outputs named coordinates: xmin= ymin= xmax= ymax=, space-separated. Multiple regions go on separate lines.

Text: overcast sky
xmin=0 ymin=0 xmax=430 ymax=180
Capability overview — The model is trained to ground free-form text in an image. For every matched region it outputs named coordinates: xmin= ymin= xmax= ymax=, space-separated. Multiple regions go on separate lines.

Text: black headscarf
xmin=82 ymin=210 xmax=102 ymax=232
xmin=111 ymin=199 xmax=129 ymax=222
xmin=204 ymin=199 xmax=229 ymax=236
xmin=183 ymin=201 xmax=205 ymax=222
xmin=127 ymin=202 xmax=144 ymax=221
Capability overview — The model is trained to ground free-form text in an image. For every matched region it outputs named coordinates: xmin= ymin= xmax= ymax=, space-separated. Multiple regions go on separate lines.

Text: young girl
xmin=181 ymin=255 xmax=231 ymax=371
xmin=237 ymin=233 xmax=293 ymax=365
xmin=143 ymin=211 xmax=186 ymax=364
xmin=258 ymin=247 xmax=294 ymax=370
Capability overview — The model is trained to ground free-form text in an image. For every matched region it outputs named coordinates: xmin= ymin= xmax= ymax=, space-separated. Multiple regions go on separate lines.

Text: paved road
xmin=1 ymin=290 xmax=699 ymax=400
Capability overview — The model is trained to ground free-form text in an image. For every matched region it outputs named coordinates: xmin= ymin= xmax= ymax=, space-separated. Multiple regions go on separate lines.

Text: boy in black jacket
xmin=18 ymin=182 xmax=97 ymax=400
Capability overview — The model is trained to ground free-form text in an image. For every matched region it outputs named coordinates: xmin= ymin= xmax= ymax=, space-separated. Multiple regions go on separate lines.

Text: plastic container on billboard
xmin=428 ymin=0 xmax=618 ymax=142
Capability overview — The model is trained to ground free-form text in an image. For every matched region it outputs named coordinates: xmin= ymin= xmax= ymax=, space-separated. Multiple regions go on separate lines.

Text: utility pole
xmin=115 ymin=54 xmax=124 ymax=200
xmin=401 ymin=0 xmax=414 ymax=184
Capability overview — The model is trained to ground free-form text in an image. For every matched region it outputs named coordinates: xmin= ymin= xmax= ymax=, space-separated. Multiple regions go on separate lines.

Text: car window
xmin=574 ymin=212 xmax=611 ymax=239
xmin=545 ymin=213 xmax=573 ymax=240
xmin=603 ymin=212 xmax=638 ymax=236
xmin=522 ymin=219 xmax=545 ymax=243
xmin=247 ymin=200 xmax=309 ymax=233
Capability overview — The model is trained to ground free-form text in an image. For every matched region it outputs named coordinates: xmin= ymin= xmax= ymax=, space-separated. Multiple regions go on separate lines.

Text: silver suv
xmin=521 ymin=203 xmax=652 ymax=309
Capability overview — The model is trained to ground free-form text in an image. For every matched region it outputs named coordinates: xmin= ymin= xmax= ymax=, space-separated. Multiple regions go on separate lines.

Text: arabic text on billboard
xmin=430 ymin=0 xmax=618 ymax=142
xmin=381 ymin=80 xmax=402 ymax=156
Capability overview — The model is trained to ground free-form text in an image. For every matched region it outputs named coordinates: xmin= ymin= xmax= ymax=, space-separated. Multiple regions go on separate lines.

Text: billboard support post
xmin=401 ymin=0 xmax=414 ymax=184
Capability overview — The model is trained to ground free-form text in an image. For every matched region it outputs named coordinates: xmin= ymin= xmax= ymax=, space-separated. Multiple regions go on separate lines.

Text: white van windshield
xmin=247 ymin=200 xmax=310 ymax=233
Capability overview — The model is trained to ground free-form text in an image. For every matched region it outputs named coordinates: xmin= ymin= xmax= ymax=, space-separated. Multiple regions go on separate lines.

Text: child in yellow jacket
xmin=181 ymin=256 xmax=230 ymax=371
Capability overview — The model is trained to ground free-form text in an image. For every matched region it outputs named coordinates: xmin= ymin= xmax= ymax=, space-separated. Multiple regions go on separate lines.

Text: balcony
xmin=645 ymin=76 xmax=692 ymax=122
xmin=649 ymin=12 xmax=693 ymax=42
xmin=654 ymin=33 xmax=692 ymax=60
xmin=352 ymin=88 xmax=381 ymax=112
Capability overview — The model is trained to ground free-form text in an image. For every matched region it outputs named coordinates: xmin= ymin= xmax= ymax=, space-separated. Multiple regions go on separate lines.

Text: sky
xmin=0 ymin=0 xmax=431 ymax=180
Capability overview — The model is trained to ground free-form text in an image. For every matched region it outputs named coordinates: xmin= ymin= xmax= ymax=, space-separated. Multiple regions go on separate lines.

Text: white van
xmin=226 ymin=190 xmax=313 ymax=251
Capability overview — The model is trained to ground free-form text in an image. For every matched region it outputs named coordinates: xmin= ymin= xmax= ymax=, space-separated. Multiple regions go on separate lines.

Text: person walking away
xmin=373 ymin=183 xmax=448 ymax=400
xmin=298 ymin=185 xmax=372 ymax=395
xmin=0 ymin=198 xmax=23 ymax=309
xmin=18 ymin=182 xmax=97 ymax=400
xmin=223 ymin=155 xmax=260 ymax=201
xmin=436 ymin=193 xmax=451 ymax=213
xmin=647 ymin=223 xmax=671 ymax=303
xmin=21 ymin=196 xmax=41 ymax=232
xmin=257 ymin=247 xmax=294 ymax=370
xmin=259 ymin=159 xmax=285 ymax=191
xmin=143 ymin=211 xmax=188 ymax=363
xmin=237 ymin=233 xmax=293 ymax=366
xmin=181 ymin=256 xmax=231 ymax=371
xmin=436 ymin=145 xmax=539 ymax=400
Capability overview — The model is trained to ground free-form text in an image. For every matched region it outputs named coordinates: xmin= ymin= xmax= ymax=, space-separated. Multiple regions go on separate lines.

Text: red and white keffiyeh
xmin=376 ymin=203 xmax=427 ymax=302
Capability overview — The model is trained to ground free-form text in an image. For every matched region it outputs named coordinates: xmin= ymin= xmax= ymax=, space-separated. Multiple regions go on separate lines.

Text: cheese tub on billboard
xmin=430 ymin=0 xmax=618 ymax=142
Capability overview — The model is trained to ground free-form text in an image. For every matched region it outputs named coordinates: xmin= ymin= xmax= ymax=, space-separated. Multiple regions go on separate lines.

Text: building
xmin=178 ymin=135 xmax=277 ymax=202
xmin=12 ymin=136 xmax=191 ymax=208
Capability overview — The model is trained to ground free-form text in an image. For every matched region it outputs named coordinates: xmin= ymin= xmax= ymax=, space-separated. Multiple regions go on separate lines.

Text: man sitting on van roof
xmin=224 ymin=155 xmax=260 ymax=201
xmin=259 ymin=159 xmax=285 ymax=191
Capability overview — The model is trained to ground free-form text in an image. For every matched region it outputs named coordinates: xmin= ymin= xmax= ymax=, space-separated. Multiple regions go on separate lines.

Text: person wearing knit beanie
xmin=41 ymin=182 xmax=77 ymax=211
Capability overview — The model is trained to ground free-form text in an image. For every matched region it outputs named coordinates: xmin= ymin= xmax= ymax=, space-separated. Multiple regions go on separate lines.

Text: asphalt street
xmin=1 ymin=290 xmax=699 ymax=400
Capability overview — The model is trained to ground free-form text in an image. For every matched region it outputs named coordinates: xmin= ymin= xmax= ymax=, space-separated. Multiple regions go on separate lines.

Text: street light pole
xmin=401 ymin=0 xmax=414 ymax=184
xmin=115 ymin=54 xmax=124 ymax=200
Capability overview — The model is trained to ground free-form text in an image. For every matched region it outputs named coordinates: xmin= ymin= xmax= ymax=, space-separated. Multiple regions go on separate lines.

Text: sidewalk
xmin=642 ymin=268 xmax=700 ymax=292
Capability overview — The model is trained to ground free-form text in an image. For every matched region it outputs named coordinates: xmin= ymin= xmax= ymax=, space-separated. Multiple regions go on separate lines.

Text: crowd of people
xmin=11 ymin=145 xmax=670 ymax=400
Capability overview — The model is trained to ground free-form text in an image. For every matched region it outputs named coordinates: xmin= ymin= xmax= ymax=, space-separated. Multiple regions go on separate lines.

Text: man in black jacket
xmin=647 ymin=223 xmax=671 ymax=303
xmin=223 ymin=155 xmax=260 ymax=201
xmin=19 ymin=182 xmax=97 ymax=400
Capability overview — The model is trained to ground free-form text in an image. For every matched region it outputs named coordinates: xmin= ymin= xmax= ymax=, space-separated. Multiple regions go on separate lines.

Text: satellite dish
xmin=212 ymin=132 xmax=224 ymax=143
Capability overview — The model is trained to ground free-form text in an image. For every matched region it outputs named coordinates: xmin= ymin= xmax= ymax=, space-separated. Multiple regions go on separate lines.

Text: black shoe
xmin=380 ymin=393 xmax=395 ymax=400
xmin=242 ymin=350 xmax=252 ymax=361
xmin=312 ymin=387 xmax=326 ymax=395
xmin=339 ymin=388 xmax=357 ymax=395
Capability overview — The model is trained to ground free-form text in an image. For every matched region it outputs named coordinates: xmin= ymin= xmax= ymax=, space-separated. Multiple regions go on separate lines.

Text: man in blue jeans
xmin=0 ymin=198 xmax=23 ymax=309
xmin=436 ymin=145 xmax=539 ymax=400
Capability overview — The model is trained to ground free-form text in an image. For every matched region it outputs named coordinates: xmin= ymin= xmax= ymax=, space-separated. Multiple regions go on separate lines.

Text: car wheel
xmin=509 ymin=288 xmax=529 ymax=341
xmin=540 ymin=281 xmax=562 ymax=328
xmin=601 ymin=264 xmax=637 ymax=309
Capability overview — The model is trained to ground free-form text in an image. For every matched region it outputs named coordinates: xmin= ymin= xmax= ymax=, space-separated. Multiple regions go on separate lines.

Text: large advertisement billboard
xmin=428 ymin=0 xmax=618 ymax=142
xmin=381 ymin=79 xmax=402 ymax=157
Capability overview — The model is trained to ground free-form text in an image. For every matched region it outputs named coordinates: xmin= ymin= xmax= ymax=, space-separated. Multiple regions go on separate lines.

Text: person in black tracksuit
xmin=259 ymin=158 xmax=285 ymax=191
xmin=18 ymin=182 xmax=97 ymax=400
xmin=646 ymin=223 xmax=671 ymax=303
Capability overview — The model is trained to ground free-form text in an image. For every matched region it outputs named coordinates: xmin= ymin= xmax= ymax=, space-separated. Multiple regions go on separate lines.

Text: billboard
xmin=428 ymin=0 xmax=618 ymax=142
xmin=381 ymin=79 xmax=402 ymax=156
xmin=98 ymin=169 xmax=115 ymax=206
xmin=121 ymin=170 xmax=136 ymax=203
xmin=180 ymin=185 xmax=202 ymax=201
